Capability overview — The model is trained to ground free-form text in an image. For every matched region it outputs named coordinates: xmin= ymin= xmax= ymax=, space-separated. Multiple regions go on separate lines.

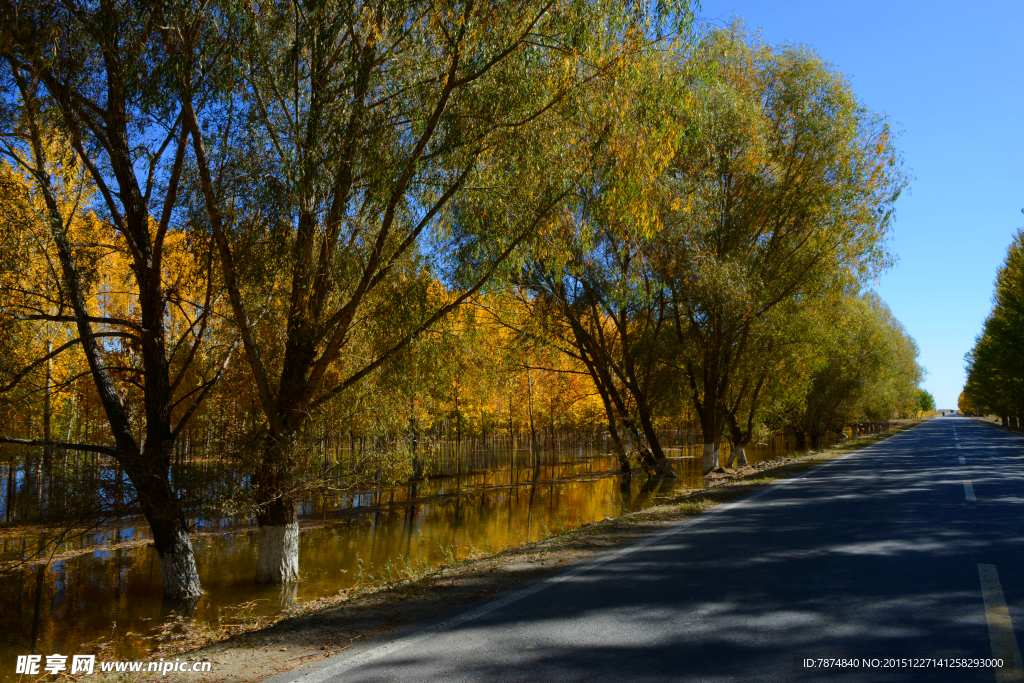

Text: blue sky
xmin=694 ymin=0 xmax=1024 ymax=409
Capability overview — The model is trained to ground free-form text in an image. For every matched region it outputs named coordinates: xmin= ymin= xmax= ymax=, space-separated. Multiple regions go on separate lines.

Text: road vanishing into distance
xmin=277 ymin=418 xmax=1024 ymax=682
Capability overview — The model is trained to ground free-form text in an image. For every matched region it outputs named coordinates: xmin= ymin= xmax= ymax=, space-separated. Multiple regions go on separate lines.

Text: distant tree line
xmin=1 ymin=3 xmax=924 ymax=600
xmin=963 ymin=229 xmax=1024 ymax=427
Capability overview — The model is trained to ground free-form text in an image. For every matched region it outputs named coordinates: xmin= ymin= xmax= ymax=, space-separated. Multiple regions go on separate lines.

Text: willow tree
xmin=174 ymin=0 xmax=694 ymax=583
xmin=504 ymin=42 xmax=698 ymax=479
xmin=660 ymin=26 xmax=906 ymax=473
xmin=0 ymin=5 xmax=230 ymax=599
xmin=797 ymin=292 xmax=922 ymax=435
xmin=516 ymin=261 xmax=682 ymax=479
xmin=718 ymin=298 xmax=826 ymax=467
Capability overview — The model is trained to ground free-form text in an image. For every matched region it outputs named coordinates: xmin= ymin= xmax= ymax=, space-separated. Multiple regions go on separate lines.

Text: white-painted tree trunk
xmin=702 ymin=442 xmax=719 ymax=474
xmin=726 ymin=444 xmax=748 ymax=467
xmin=256 ymin=523 xmax=300 ymax=584
xmin=158 ymin=530 xmax=203 ymax=599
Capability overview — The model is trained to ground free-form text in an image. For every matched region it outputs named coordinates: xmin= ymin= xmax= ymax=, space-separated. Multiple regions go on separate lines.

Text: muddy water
xmin=0 ymin=440 xmax=819 ymax=674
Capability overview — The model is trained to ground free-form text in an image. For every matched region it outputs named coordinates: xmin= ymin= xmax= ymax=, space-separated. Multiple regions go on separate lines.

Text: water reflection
xmin=0 ymin=439 xmax=820 ymax=674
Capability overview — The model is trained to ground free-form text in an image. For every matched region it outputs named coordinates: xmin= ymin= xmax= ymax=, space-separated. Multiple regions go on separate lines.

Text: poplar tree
xmin=964 ymin=229 xmax=1024 ymax=425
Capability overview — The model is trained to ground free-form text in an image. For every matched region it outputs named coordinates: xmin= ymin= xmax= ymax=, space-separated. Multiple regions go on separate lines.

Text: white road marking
xmin=964 ymin=480 xmax=977 ymax=502
xmin=978 ymin=564 xmax=1024 ymax=682
xmin=959 ymin=456 xmax=967 ymax=465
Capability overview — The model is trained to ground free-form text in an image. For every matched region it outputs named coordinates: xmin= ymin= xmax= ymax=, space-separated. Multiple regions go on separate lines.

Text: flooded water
xmin=0 ymin=436 xmax=841 ymax=675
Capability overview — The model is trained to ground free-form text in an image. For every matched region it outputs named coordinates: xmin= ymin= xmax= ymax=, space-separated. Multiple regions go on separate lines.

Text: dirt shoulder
xmin=972 ymin=416 xmax=1024 ymax=437
xmin=141 ymin=420 xmax=922 ymax=682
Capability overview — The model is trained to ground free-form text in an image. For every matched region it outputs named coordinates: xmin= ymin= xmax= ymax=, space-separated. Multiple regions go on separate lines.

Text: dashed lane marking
xmin=978 ymin=564 xmax=1024 ymax=682
xmin=959 ymin=456 xmax=967 ymax=465
xmin=964 ymin=480 xmax=977 ymax=502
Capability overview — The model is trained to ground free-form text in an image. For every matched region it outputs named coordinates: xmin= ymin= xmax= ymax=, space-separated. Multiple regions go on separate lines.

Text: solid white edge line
xmin=286 ymin=435 xmax=897 ymax=683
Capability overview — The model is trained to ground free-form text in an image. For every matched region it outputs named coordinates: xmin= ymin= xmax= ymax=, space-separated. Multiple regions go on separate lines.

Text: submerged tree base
xmin=256 ymin=523 xmax=300 ymax=584
xmin=702 ymin=443 xmax=720 ymax=475
xmin=157 ymin=533 xmax=204 ymax=600
xmin=726 ymin=444 xmax=749 ymax=468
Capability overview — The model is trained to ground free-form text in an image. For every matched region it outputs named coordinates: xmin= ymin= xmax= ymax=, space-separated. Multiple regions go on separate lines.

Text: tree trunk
xmin=42 ymin=341 xmax=53 ymax=481
xmin=602 ymin=407 xmax=630 ymax=476
xmin=526 ymin=367 xmax=538 ymax=462
xmin=726 ymin=443 xmax=748 ymax=467
xmin=723 ymin=409 xmax=753 ymax=468
xmin=151 ymin=516 xmax=203 ymax=599
xmin=690 ymin=370 xmax=724 ymax=475
xmin=586 ymin=357 xmax=632 ymax=479
xmin=632 ymin=401 xmax=677 ymax=478
xmin=581 ymin=353 xmax=674 ymax=478
xmin=696 ymin=403 xmax=723 ymax=475
xmin=134 ymin=452 xmax=204 ymax=599
xmin=613 ymin=306 xmax=676 ymax=479
xmin=5 ymin=449 xmax=14 ymax=523
xmin=558 ymin=300 xmax=675 ymax=478
xmin=252 ymin=428 xmax=302 ymax=584
xmin=635 ymin=447 xmax=677 ymax=478
xmin=702 ymin=442 xmax=719 ymax=473
xmin=256 ymin=496 xmax=300 ymax=584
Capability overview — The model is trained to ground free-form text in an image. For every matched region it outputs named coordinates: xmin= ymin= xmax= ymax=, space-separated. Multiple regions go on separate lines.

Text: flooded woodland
xmin=0 ymin=433 xmax=851 ymax=667
xmin=0 ymin=3 xmax=931 ymax=680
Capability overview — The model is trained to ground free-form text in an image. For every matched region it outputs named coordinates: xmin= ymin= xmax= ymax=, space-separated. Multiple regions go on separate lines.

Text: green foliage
xmin=964 ymin=229 xmax=1024 ymax=421
xmin=797 ymin=292 xmax=923 ymax=429
xmin=915 ymin=389 xmax=936 ymax=414
xmin=661 ymin=24 xmax=909 ymax=455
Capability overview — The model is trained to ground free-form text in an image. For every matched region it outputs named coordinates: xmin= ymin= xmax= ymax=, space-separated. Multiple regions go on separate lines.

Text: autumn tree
xmin=171 ymin=0 xmax=694 ymax=583
xmin=660 ymin=26 xmax=906 ymax=473
xmin=719 ymin=300 xmax=824 ymax=466
xmin=958 ymin=390 xmax=977 ymax=416
xmin=507 ymin=42 xmax=696 ymax=479
xmin=0 ymin=7 xmax=231 ymax=599
xmin=914 ymin=389 xmax=936 ymax=415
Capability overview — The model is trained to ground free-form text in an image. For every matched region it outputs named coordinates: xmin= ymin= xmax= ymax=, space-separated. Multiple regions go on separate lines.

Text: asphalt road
xmin=280 ymin=418 xmax=1024 ymax=682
